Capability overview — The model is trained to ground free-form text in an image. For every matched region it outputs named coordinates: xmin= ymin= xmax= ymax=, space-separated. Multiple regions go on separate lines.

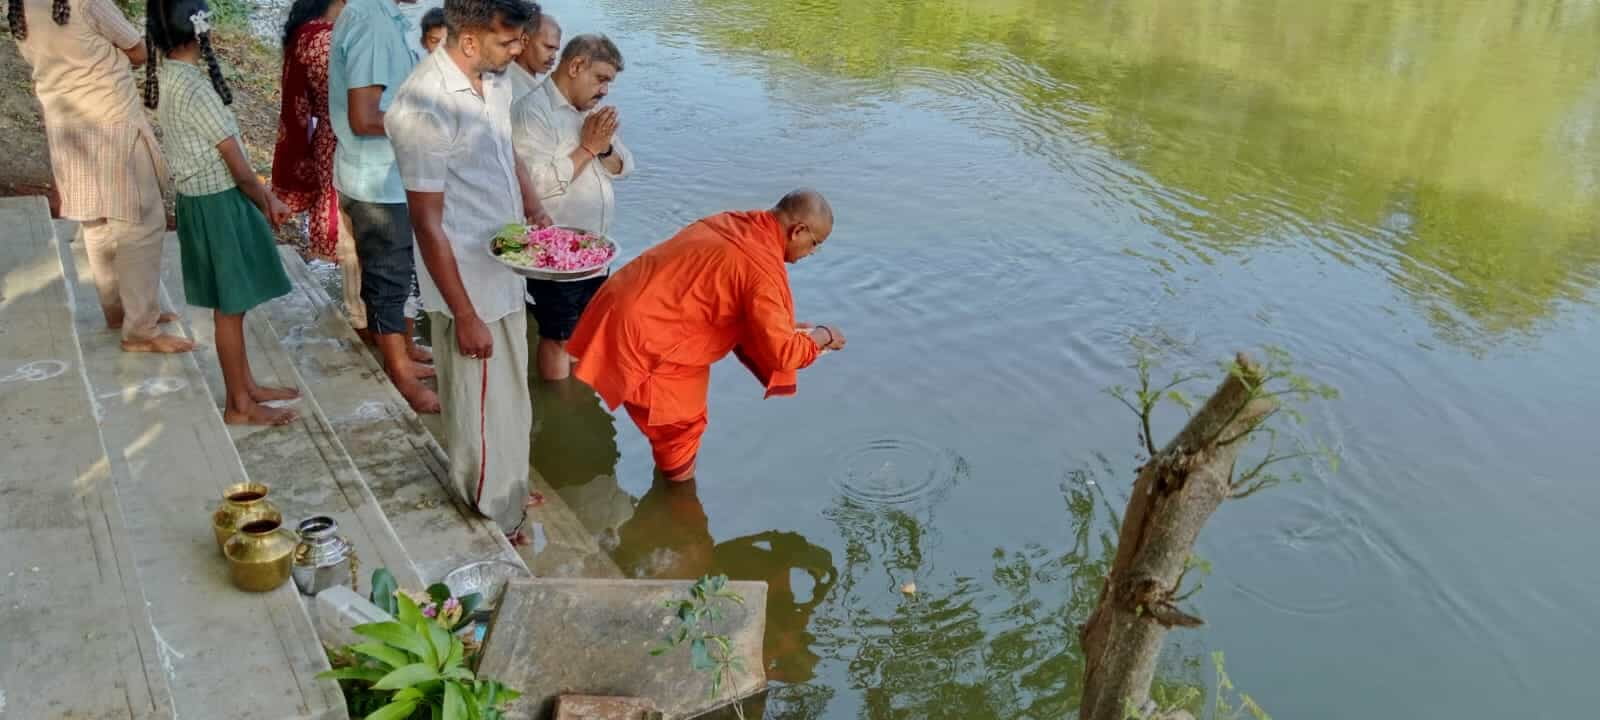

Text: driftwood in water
xmin=1078 ymin=353 xmax=1277 ymax=720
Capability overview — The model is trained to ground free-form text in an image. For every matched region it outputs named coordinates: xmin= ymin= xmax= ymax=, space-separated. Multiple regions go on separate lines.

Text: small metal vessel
xmin=290 ymin=516 xmax=357 ymax=596
xmin=223 ymin=514 xmax=297 ymax=592
xmin=211 ymin=482 xmax=280 ymax=551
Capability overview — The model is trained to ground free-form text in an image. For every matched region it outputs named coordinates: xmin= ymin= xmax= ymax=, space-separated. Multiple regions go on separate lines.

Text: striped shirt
xmin=157 ymin=61 xmax=242 ymax=196
xmin=13 ymin=0 xmax=168 ymax=221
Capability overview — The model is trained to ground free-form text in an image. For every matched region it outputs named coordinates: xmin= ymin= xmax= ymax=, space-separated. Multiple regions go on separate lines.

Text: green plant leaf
xmin=430 ymin=703 xmax=443 ymax=720
xmin=649 ymin=647 xmax=669 ymax=656
xmin=354 ymin=622 xmax=431 ymax=661
xmin=426 ymin=622 xmax=453 ymax=669
xmin=396 ymin=592 xmax=425 ymax=629
xmin=393 ymin=687 xmax=425 ymax=704
xmin=364 ymin=699 xmax=419 ymax=720
xmin=444 ymin=665 xmax=476 ymax=682
xmin=351 ymin=642 xmax=412 ymax=670
xmin=427 ymin=583 xmax=453 ymax=605
xmin=372 ymin=662 xmax=442 ymax=690
xmin=690 ymin=637 xmax=713 ymax=671
xmin=445 ymin=636 xmax=465 ymax=671
xmin=315 ymin=666 xmax=386 ymax=683
xmin=371 ymin=568 xmax=399 ymax=615
xmin=444 ymin=681 xmax=469 ymax=720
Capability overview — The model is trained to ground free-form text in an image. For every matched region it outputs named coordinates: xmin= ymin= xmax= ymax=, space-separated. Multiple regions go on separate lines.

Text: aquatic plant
xmin=650 ymin=574 xmax=751 ymax=718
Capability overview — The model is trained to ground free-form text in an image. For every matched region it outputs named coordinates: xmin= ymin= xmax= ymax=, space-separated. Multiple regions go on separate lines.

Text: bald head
xmin=773 ymin=189 xmax=833 ymax=262
xmin=774 ymin=189 xmax=832 ymax=227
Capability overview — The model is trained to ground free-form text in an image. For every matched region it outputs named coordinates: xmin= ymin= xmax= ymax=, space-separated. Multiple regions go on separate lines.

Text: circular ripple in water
xmin=1222 ymin=500 xmax=1370 ymax=617
xmin=831 ymin=436 xmax=967 ymax=506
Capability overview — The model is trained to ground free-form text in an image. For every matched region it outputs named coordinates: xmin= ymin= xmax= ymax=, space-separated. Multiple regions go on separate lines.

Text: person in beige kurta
xmin=11 ymin=0 xmax=194 ymax=352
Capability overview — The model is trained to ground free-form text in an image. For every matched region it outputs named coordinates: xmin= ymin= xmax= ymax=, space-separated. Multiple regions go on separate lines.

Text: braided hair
xmin=144 ymin=0 xmax=232 ymax=109
xmin=8 ymin=0 xmax=71 ymax=40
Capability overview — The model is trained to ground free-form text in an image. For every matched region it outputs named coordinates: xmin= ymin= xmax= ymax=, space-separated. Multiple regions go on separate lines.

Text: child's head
xmin=420 ymin=7 xmax=446 ymax=54
xmin=143 ymin=0 xmax=233 ymax=109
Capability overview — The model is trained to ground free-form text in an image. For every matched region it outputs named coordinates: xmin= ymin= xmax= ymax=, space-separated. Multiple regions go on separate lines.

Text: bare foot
xmin=224 ymin=403 xmax=299 ymax=426
xmin=407 ymin=342 xmax=434 ymax=365
xmin=410 ymin=364 xmax=436 ymax=380
xmin=121 ymin=332 xmax=196 ymax=354
xmin=525 ymin=492 xmax=546 ymax=509
xmin=505 ymin=529 xmax=531 ymax=547
xmin=395 ymin=379 xmax=440 ymax=414
xmin=249 ymin=385 xmax=301 ymax=403
xmin=108 ymin=311 xmax=179 ymax=330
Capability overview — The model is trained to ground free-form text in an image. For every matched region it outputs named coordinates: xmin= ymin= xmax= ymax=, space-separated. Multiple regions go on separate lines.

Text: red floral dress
xmin=271 ymin=20 xmax=339 ymax=260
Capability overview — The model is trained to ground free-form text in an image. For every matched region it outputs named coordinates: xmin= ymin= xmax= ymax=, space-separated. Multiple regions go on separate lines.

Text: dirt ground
xmin=1 ymin=24 xmax=284 ymax=224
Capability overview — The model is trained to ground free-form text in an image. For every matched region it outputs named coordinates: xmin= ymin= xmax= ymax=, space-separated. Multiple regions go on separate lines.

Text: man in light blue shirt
xmin=330 ymin=0 xmax=439 ymax=413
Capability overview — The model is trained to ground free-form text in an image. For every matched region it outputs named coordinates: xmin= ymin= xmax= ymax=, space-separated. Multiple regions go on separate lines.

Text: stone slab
xmin=55 ymin=222 xmax=346 ymax=719
xmin=156 ymin=234 xmax=424 ymax=592
xmin=311 ymin=585 xmax=395 ymax=650
xmin=478 ymin=578 xmax=768 ymax=720
xmin=0 ymin=197 xmax=172 ymax=718
xmin=554 ymin=695 xmax=661 ymax=720
xmin=256 ymin=246 xmax=523 ymax=585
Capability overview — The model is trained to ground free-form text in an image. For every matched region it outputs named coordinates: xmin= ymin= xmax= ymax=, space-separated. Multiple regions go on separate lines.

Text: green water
xmin=514 ymin=1 xmax=1600 ymax=717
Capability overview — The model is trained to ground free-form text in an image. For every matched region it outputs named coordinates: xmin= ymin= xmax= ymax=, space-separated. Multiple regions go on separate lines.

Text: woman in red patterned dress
xmin=271 ymin=0 xmax=345 ymax=261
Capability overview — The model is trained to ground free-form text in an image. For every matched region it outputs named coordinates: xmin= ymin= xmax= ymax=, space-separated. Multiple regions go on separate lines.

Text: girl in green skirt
xmin=146 ymin=0 xmax=300 ymax=426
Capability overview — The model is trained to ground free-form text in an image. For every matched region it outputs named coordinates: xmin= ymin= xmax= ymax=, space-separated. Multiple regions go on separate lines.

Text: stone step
xmin=151 ymin=231 xmax=425 ymax=592
xmin=262 ymin=247 xmax=623 ymax=580
xmin=479 ymin=578 xmax=769 ymax=720
xmin=52 ymin=218 xmax=345 ymax=719
xmin=0 ymin=197 xmax=173 ymax=719
xmin=256 ymin=245 xmax=524 ymax=585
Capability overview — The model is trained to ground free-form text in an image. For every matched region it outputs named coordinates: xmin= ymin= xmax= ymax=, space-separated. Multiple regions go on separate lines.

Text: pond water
xmin=326 ymin=0 xmax=1600 ymax=717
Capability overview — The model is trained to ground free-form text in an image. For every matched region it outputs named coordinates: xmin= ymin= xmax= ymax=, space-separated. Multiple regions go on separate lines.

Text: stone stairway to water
xmin=0 ymin=195 xmax=570 ymax=719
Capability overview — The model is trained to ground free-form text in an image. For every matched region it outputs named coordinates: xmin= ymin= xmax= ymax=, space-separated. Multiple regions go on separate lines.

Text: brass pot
xmin=211 ymin=482 xmax=280 ymax=551
xmin=223 ymin=514 xmax=298 ymax=592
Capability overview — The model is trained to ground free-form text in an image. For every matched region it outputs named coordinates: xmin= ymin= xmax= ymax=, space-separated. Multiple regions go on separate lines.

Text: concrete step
xmin=255 ymin=245 xmax=523 ymax=584
xmin=151 ymin=232 xmax=425 ymax=592
xmin=51 ymin=217 xmax=345 ymax=719
xmin=0 ymin=197 xmax=173 ymax=719
xmin=265 ymin=248 xmax=623 ymax=580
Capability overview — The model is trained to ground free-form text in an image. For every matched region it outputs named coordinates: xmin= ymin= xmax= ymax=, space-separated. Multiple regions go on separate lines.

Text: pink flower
xmin=522 ymin=226 xmax=614 ymax=272
xmin=422 ymin=605 xmax=438 ymax=619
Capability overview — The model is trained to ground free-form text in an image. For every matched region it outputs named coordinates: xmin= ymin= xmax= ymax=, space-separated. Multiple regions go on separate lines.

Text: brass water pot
xmin=223 ymin=514 xmax=298 ymax=592
xmin=211 ymin=482 xmax=281 ymax=551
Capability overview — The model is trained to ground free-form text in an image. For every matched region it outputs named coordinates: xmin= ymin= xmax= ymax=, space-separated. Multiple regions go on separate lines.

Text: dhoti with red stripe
xmin=431 ymin=310 xmax=532 ymax=533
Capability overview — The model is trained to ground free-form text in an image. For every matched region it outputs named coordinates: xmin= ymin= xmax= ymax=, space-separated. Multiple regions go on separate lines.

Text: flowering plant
xmin=368 ymin=567 xmax=482 ymax=635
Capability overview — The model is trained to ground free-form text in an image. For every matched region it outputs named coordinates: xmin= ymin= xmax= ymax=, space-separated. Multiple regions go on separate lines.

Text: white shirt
xmin=385 ymin=50 xmax=525 ymax=324
xmin=511 ymin=76 xmax=634 ymax=243
xmin=507 ymin=63 xmax=540 ymax=106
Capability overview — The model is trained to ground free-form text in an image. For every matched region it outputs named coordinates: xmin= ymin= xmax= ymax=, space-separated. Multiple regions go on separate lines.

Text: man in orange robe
xmin=568 ymin=189 xmax=847 ymax=482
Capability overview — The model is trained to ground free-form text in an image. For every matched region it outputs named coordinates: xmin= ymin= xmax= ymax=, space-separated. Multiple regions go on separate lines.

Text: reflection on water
xmin=506 ymin=0 xmax=1600 ymax=717
xmin=630 ymin=0 xmax=1600 ymax=347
